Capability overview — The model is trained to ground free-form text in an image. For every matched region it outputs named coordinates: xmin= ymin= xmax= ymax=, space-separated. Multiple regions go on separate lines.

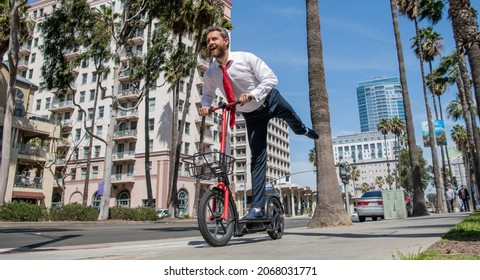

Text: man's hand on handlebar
xmin=239 ymin=93 xmax=254 ymax=106
xmin=198 ymin=107 xmax=211 ymax=116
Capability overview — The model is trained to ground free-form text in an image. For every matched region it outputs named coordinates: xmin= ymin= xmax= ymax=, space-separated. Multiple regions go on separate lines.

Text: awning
xmin=12 ymin=191 xmax=46 ymax=200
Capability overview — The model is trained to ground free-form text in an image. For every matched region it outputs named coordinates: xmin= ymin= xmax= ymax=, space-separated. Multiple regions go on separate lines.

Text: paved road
xmin=0 ymin=217 xmax=310 ymax=249
xmin=0 ymin=212 xmax=468 ymax=260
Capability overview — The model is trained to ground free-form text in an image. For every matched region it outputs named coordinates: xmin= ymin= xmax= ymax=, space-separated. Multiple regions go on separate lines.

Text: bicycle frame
xmin=209 ymin=101 xmax=239 ymax=222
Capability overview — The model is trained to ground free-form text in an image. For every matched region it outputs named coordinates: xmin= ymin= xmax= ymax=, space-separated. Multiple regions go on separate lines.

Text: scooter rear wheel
xmin=267 ymin=197 xmax=284 ymax=240
xmin=198 ymin=189 xmax=235 ymax=247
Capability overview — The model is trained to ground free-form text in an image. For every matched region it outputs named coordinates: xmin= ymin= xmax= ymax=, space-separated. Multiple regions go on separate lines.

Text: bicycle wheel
xmin=197 ymin=189 xmax=235 ymax=247
xmin=267 ymin=197 xmax=284 ymax=240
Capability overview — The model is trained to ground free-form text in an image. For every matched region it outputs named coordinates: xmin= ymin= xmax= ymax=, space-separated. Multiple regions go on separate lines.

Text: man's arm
xmin=245 ymin=52 xmax=278 ymax=101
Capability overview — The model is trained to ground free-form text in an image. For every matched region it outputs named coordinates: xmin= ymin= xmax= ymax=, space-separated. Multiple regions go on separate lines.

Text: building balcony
xmin=116 ymin=109 xmax=139 ymax=122
xmin=128 ymin=30 xmax=144 ymax=45
xmin=196 ymin=135 xmax=215 ymax=147
xmin=49 ymin=100 xmax=75 ymax=113
xmin=64 ymin=48 xmax=81 ymax=60
xmin=112 ymin=151 xmax=136 ymax=162
xmin=120 ymin=50 xmax=143 ymax=63
xmin=195 ymin=115 xmax=216 ymax=127
xmin=118 ymin=69 xmax=132 ymax=82
xmin=111 ymin=173 xmax=135 ymax=184
xmin=56 ymin=138 xmax=71 ymax=149
xmin=14 ymin=175 xmax=43 ymax=189
xmin=19 ymin=44 xmax=32 ymax=56
xmin=197 ymin=55 xmax=210 ymax=72
xmin=113 ymin=129 xmax=138 ymax=141
xmin=60 ymin=119 xmax=74 ymax=129
xmin=117 ymin=88 xmax=140 ymax=101
xmin=16 ymin=143 xmax=48 ymax=161
xmin=18 ymin=59 xmax=29 ymax=72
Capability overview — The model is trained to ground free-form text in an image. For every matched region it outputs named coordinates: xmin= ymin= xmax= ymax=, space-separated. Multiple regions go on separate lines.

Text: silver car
xmin=356 ymin=190 xmax=384 ymax=222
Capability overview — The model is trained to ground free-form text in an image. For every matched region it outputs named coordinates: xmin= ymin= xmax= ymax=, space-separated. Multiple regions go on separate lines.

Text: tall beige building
xmin=13 ymin=0 xmax=296 ymax=217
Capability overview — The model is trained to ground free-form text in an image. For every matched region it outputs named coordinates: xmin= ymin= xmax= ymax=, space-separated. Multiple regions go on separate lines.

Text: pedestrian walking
xmin=445 ymin=187 xmax=455 ymax=213
xmin=458 ymin=186 xmax=470 ymax=212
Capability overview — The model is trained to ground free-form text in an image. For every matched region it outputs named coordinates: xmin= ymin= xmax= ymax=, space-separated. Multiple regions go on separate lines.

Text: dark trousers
xmin=242 ymin=88 xmax=307 ymax=209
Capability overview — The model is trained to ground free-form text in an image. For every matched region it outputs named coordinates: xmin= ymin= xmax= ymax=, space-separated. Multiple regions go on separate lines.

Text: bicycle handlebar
xmin=209 ymin=100 xmax=241 ymax=113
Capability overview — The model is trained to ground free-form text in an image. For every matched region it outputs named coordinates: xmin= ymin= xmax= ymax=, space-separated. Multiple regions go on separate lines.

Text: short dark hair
xmin=206 ymin=26 xmax=229 ymax=42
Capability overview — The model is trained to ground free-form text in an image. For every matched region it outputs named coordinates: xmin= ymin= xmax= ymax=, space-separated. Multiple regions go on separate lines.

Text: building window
xmin=94 ymin=145 xmax=101 ymax=157
xmin=92 ymin=192 xmax=101 ymax=210
xmin=88 ymin=108 xmax=93 ymax=120
xmin=80 ymin=167 xmax=87 ymax=179
xmin=30 ymin=53 xmax=36 ymax=63
xmin=184 ymin=142 xmax=190 ymax=154
xmin=70 ymin=168 xmax=76 ymax=180
xmin=91 ymin=72 xmax=97 ymax=83
xmin=35 ymin=99 xmax=41 ymax=110
xmin=96 ymin=125 xmax=103 ymax=137
xmin=98 ymin=106 xmax=104 ymax=118
xmin=83 ymin=147 xmax=90 ymax=159
xmin=82 ymin=73 xmax=87 ymax=84
xmin=75 ymin=128 xmax=81 ymax=140
xmin=45 ymin=97 xmax=51 ymax=109
xmin=149 ymin=98 xmax=155 ymax=111
xmin=149 ymin=118 xmax=154 ymax=131
xmin=185 ymin=122 xmax=190 ymax=135
xmin=28 ymin=69 xmax=33 ymax=79
xmin=90 ymin=89 xmax=95 ymax=101
xmin=116 ymin=190 xmax=131 ymax=207
xmin=79 ymin=91 xmax=85 ymax=103
xmin=149 ymin=139 xmax=153 ymax=152
xmin=92 ymin=166 xmax=99 ymax=179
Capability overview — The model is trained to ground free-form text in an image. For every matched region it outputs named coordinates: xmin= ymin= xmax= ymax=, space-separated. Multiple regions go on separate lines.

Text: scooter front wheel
xmin=267 ymin=197 xmax=284 ymax=240
xmin=197 ymin=189 xmax=235 ymax=247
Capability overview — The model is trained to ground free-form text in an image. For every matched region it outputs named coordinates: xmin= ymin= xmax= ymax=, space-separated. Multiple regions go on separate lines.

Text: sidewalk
xmin=0 ymin=212 xmax=468 ymax=260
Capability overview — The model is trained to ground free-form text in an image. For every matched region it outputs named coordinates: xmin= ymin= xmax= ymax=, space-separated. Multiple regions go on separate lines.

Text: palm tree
xmin=360 ymin=182 xmax=371 ymax=194
xmin=377 ymin=118 xmax=392 ymax=189
xmin=375 ymin=176 xmax=385 ymax=189
xmin=305 ymin=0 xmax=351 ymax=228
xmin=390 ymin=116 xmax=405 ymax=189
xmin=350 ymin=165 xmax=360 ymax=201
xmin=389 ymin=0 xmax=429 ymax=216
xmin=397 ymin=0 xmax=446 ymax=213
xmin=448 ymin=0 xmax=480 ymax=122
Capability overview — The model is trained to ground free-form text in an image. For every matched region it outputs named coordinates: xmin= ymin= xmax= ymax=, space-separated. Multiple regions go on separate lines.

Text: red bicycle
xmin=184 ymin=101 xmax=284 ymax=247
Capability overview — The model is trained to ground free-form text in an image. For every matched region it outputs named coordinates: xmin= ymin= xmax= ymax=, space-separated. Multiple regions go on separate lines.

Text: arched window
xmin=116 ymin=190 xmax=130 ymax=207
xmin=51 ymin=194 xmax=61 ymax=208
xmin=177 ymin=189 xmax=188 ymax=216
xmin=92 ymin=192 xmax=101 ymax=210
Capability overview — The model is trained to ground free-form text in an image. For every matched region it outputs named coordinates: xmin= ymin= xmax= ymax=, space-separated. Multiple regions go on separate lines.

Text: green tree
xmin=375 ymin=176 xmax=385 ymax=189
xmin=350 ymin=165 xmax=360 ymax=201
xmin=390 ymin=116 xmax=405 ymax=189
xmin=306 ymin=0 xmax=351 ymax=228
xmin=360 ymin=182 xmax=371 ymax=194
xmin=389 ymin=0 xmax=428 ymax=216
xmin=399 ymin=147 xmax=431 ymax=193
xmin=377 ymin=118 xmax=392 ymax=189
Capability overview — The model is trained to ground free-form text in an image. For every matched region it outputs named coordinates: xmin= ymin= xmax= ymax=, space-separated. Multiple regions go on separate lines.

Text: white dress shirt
xmin=201 ymin=51 xmax=278 ymax=113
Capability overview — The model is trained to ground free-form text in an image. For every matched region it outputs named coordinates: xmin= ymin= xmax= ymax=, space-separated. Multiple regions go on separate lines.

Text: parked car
xmin=156 ymin=208 xmax=169 ymax=219
xmin=356 ymin=190 xmax=384 ymax=222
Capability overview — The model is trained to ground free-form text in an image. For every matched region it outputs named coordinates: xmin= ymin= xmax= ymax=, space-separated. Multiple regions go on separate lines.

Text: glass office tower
xmin=357 ymin=76 xmax=405 ymax=132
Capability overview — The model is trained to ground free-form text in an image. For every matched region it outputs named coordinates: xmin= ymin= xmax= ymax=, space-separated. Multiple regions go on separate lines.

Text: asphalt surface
xmin=0 ymin=212 xmax=469 ymax=260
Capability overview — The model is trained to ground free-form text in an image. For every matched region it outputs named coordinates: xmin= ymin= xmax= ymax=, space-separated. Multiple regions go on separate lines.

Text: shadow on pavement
xmin=0 ymin=234 xmax=81 ymax=254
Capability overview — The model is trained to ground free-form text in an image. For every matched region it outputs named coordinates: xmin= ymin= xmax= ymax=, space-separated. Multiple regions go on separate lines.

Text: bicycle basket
xmin=183 ymin=152 xmax=235 ymax=180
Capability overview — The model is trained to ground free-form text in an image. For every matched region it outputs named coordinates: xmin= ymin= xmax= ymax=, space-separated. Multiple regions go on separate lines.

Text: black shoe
xmin=304 ymin=128 xmax=319 ymax=139
xmin=242 ymin=208 xmax=264 ymax=219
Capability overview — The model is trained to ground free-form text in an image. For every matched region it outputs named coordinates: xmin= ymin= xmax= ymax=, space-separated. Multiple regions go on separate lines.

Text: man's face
xmin=206 ymin=30 xmax=228 ymax=58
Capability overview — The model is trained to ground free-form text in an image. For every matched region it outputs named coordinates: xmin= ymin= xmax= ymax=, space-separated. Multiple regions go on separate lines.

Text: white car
xmin=156 ymin=208 xmax=169 ymax=219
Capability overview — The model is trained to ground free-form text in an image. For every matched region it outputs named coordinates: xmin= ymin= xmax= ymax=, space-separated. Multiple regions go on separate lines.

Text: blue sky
xmin=231 ymin=0 xmax=480 ymax=188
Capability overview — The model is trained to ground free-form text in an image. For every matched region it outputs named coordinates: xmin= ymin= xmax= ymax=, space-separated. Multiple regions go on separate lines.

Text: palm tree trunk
xmin=306 ymin=0 xmax=351 ymax=228
xmin=389 ymin=0 xmax=428 ymax=215
xmin=144 ymin=21 xmax=154 ymax=207
xmin=413 ymin=17 xmax=447 ymax=213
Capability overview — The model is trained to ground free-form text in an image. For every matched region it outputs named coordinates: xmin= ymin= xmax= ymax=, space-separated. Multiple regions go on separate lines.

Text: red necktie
xmin=219 ymin=63 xmax=236 ymax=129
